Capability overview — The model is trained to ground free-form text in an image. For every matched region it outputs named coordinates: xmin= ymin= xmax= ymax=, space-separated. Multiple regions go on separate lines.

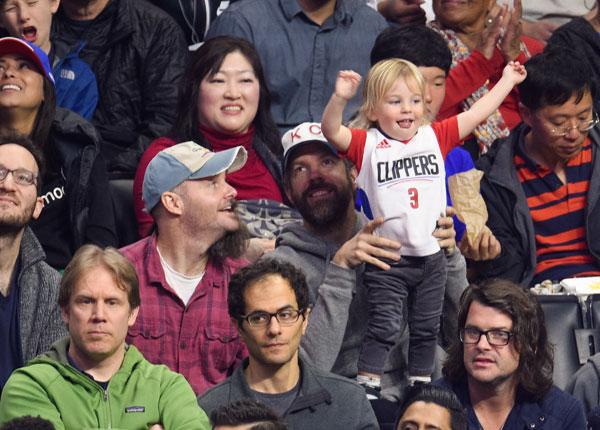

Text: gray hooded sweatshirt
xmin=271 ymin=220 xmax=406 ymax=395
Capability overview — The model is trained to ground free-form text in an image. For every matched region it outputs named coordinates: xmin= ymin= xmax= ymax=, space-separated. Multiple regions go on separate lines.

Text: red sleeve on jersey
xmin=344 ymin=128 xmax=368 ymax=173
xmin=431 ymin=117 xmax=460 ymax=159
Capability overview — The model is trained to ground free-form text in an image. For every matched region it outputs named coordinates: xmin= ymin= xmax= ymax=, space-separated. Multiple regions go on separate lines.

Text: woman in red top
xmin=429 ymin=0 xmax=544 ymax=153
xmin=133 ymin=36 xmax=293 ymax=238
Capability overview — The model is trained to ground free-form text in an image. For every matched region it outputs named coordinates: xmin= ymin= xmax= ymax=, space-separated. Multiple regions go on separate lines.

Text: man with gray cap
xmin=273 ymin=122 xmax=457 ymax=399
xmin=121 ymin=141 xmax=250 ymax=395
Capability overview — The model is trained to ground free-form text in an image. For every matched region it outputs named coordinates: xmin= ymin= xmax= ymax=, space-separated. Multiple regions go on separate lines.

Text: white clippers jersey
xmin=347 ymin=118 xmax=459 ymax=256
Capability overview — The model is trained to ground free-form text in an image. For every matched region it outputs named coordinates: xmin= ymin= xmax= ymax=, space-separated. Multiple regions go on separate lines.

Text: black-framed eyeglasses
xmin=0 ymin=165 xmax=37 ymax=186
xmin=548 ymin=112 xmax=599 ymax=137
xmin=460 ymin=327 xmax=512 ymax=346
xmin=241 ymin=308 xmax=305 ymax=328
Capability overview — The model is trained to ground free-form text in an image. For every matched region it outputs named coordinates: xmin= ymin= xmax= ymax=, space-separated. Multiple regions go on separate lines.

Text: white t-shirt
xmin=346 ymin=117 xmax=459 ymax=256
xmin=157 ymin=248 xmax=204 ymax=305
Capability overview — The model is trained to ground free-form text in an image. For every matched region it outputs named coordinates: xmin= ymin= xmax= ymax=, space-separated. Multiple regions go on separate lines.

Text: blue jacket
xmin=439 ymin=378 xmax=586 ymax=430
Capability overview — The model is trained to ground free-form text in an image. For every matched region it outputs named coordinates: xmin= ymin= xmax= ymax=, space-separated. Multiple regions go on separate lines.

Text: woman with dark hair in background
xmin=133 ymin=36 xmax=297 ymax=248
xmin=0 ymin=37 xmax=116 ymax=269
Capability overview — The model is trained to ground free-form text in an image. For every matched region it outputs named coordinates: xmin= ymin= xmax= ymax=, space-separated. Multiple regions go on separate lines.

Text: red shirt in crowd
xmin=121 ymin=235 xmax=248 ymax=395
xmin=438 ymin=37 xmax=544 ymax=131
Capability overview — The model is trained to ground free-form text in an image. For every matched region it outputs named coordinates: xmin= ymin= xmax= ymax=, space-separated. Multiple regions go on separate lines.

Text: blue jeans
xmin=358 ymin=250 xmax=447 ymax=376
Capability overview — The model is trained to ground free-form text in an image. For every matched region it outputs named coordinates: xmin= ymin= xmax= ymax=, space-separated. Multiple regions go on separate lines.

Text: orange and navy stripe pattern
xmin=515 ymin=138 xmax=600 ymax=284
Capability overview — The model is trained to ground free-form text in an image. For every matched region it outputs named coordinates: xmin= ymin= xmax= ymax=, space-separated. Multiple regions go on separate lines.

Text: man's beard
xmin=292 ymin=177 xmax=353 ymax=231
xmin=209 ymin=203 xmax=249 ymax=260
xmin=0 ymin=195 xmax=36 ymax=235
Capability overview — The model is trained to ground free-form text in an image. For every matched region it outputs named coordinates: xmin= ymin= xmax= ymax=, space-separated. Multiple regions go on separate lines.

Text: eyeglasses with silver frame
xmin=0 ymin=165 xmax=38 ymax=186
xmin=548 ymin=112 xmax=599 ymax=137
xmin=460 ymin=327 xmax=513 ymax=346
xmin=241 ymin=308 xmax=305 ymax=328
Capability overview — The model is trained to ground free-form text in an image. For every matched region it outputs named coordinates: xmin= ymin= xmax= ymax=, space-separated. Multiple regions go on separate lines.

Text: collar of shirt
xmin=144 ymin=234 xmax=225 ymax=303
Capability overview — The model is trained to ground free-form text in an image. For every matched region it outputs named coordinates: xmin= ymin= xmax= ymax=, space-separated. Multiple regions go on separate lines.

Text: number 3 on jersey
xmin=408 ymin=187 xmax=419 ymax=209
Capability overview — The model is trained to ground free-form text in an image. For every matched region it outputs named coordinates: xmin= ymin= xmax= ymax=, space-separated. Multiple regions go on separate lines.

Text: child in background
xmin=321 ymin=58 xmax=526 ymax=396
xmin=0 ymin=0 xmax=97 ymax=119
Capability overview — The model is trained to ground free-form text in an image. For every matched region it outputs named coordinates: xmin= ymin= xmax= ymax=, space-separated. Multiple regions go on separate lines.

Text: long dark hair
xmin=170 ymin=36 xmax=281 ymax=157
xmin=443 ymin=279 xmax=554 ymax=400
xmin=29 ymin=77 xmax=56 ymax=151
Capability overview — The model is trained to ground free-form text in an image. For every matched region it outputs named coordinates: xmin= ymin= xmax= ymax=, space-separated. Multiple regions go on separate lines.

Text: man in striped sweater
xmin=475 ymin=48 xmax=600 ymax=287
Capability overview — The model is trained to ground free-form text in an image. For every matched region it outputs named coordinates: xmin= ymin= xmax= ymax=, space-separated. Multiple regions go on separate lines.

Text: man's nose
xmin=0 ymin=171 xmax=18 ymax=191
xmin=475 ymin=333 xmax=492 ymax=349
xmin=266 ymin=315 xmax=282 ymax=335
xmin=92 ymin=302 xmax=107 ymax=320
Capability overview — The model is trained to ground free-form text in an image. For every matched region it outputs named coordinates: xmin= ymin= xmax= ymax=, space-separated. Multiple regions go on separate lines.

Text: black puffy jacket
xmin=31 ymin=108 xmax=118 ymax=269
xmin=51 ymin=0 xmax=188 ymax=178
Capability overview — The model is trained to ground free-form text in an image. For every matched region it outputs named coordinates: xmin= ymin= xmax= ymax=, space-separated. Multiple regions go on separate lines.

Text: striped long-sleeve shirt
xmin=515 ymin=137 xmax=600 ymax=284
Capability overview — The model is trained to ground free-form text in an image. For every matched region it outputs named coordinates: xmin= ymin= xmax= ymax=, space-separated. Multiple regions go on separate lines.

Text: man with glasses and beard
xmin=475 ymin=48 xmax=600 ymax=287
xmin=121 ymin=142 xmax=249 ymax=395
xmin=440 ymin=279 xmax=585 ymax=429
xmin=0 ymin=136 xmax=66 ymax=392
xmin=271 ymin=122 xmax=457 ymax=399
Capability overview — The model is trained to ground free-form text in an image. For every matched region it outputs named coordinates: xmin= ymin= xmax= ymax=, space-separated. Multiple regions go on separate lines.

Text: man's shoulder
xmin=19 ymin=229 xmax=61 ymax=289
xmin=538 ymin=385 xmax=583 ymax=412
xmin=121 ymin=0 xmax=184 ymax=26
xmin=217 ymin=0 xmax=385 ymax=27
xmin=273 ymin=221 xmax=323 ymax=256
xmin=121 ymin=345 xmax=195 ymax=390
xmin=477 ymin=134 xmax=517 ymax=175
xmin=120 ymin=236 xmax=153 ymax=261
xmin=216 ymin=0 xmax=278 ymax=21
xmin=6 ymin=352 xmax=70 ymax=390
xmin=302 ymin=361 xmax=365 ymax=396
xmin=339 ymin=0 xmax=386 ymax=24
xmin=197 ymin=373 xmax=238 ymax=412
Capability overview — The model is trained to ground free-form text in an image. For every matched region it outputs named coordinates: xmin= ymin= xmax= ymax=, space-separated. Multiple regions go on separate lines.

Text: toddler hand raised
xmin=335 ymin=70 xmax=362 ymax=101
xmin=502 ymin=60 xmax=527 ymax=85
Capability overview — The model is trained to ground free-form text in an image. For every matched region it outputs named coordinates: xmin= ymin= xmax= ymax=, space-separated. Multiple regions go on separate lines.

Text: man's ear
xmin=231 ymin=317 xmax=244 ymax=338
xmin=519 ymin=103 xmax=534 ymax=128
xmin=60 ymin=306 xmax=69 ymax=327
xmin=160 ymin=191 xmax=184 ymax=216
xmin=128 ymin=306 xmax=140 ymax=327
xmin=301 ymin=307 xmax=310 ymax=335
xmin=284 ymin=183 xmax=293 ymax=206
xmin=349 ymin=165 xmax=358 ymax=190
xmin=32 ymin=197 xmax=43 ymax=220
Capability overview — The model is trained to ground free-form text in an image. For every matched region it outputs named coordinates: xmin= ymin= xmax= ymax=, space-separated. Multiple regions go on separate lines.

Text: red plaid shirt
xmin=121 ymin=235 xmax=248 ymax=395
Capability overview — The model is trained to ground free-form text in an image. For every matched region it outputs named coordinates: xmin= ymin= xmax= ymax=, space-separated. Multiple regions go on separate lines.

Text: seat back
xmin=537 ymin=294 xmax=584 ymax=389
xmin=590 ymin=295 xmax=600 ymax=329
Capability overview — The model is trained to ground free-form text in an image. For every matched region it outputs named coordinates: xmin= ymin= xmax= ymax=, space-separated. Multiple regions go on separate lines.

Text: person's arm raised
xmin=322 ymin=70 xmax=362 ymax=152
xmin=456 ymin=61 xmax=527 ymax=140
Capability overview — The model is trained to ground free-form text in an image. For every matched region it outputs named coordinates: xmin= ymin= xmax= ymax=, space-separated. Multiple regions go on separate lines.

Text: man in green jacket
xmin=0 ymin=245 xmax=210 ymax=430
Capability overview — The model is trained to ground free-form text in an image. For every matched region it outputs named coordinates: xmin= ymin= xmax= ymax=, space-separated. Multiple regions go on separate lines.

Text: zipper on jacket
xmin=103 ymin=387 xmax=112 ymax=429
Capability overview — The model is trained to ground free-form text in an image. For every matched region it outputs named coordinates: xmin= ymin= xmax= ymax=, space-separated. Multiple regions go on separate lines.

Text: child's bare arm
xmin=322 ymin=70 xmax=362 ymax=152
xmin=456 ymin=61 xmax=527 ymax=140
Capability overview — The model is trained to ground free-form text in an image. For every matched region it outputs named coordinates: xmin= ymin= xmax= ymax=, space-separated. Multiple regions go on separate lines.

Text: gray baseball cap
xmin=143 ymin=141 xmax=247 ymax=212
